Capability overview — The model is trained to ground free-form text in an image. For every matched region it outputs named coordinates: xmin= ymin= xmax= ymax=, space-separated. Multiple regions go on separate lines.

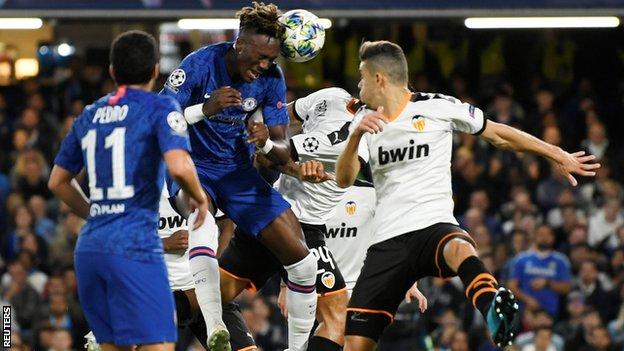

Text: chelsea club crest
xmin=242 ymin=97 xmax=258 ymax=112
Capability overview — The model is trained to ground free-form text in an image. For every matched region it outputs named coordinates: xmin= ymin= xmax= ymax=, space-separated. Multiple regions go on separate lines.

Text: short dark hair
xmin=110 ymin=30 xmax=158 ymax=85
xmin=359 ymin=40 xmax=408 ymax=84
xmin=237 ymin=2 xmax=285 ymax=39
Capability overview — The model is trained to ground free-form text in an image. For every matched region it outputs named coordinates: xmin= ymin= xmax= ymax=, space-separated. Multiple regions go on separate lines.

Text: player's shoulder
xmin=308 ymin=87 xmax=352 ymax=104
xmin=513 ymin=251 xmax=533 ymax=263
xmin=409 ymin=91 xmax=462 ymax=106
xmin=150 ymin=93 xmax=182 ymax=111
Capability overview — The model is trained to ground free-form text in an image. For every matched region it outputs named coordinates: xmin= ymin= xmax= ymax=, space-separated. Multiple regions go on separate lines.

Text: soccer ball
xmin=279 ymin=9 xmax=325 ymax=63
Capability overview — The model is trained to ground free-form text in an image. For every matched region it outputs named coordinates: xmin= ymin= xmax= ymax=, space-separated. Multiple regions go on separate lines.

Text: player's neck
xmin=124 ymin=82 xmax=154 ymax=92
xmin=380 ymin=86 xmax=411 ymax=119
xmin=225 ymin=48 xmax=242 ymax=82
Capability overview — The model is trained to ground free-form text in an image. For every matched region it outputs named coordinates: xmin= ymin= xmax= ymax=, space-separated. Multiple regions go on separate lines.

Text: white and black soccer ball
xmin=279 ymin=9 xmax=325 ymax=63
xmin=303 ymin=136 xmax=319 ymax=152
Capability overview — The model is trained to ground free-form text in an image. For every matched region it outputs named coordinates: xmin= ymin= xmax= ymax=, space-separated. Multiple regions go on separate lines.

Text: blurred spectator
xmin=581 ymin=122 xmax=612 ymax=162
xmin=50 ymin=327 xmax=73 ymax=351
xmin=28 ymin=195 xmax=56 ymax=243
xmin=49 ymin=213 xmax=82 ymax=269
xmin=588 ymin=198 xmax=623 ymax=250
xmin=12 ymin=149 xmax=52 ymax=201
xmin=553 ymin=291 xmax=586 ymax=340
xmin=509 ymin=224 xmax=572 ymax=316
xmin=579 ymin=326 xmax=620 ymax=351
xmin=3 ymin=205 xmax=47 ymax=262
xmin=38 ymin=292 xmax=88 ymax=345
xmin=2 ymin=250 xmax=48 ymax=295
xmin=516 ymin=309 xmax=564 ymax=351
xmin=242 ymin=295 xmax=287 ymax=350
xmin=449 ymin=330 xmax=470 ymax=351
xmin=0 ymin=261 xmax=41 ymax=332
xmin=520 ymin=327 xmax=557 ymax=351
xmin=536 ymin=165 xmax=579 ymax=211
xmin=35 ymin=324 xmax=56 ymax=350
xmin=575 ymin=260 xmax=617 ymax=322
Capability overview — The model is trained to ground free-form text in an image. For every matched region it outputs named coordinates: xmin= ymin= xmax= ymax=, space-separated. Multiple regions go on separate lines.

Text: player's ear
xmin=234 ymin=37 xmax=244 ymax=55
xmin=108 ymin=65 xmax=116 ymax=82
xmin=152 ymin=63 xmax=160 ymax=80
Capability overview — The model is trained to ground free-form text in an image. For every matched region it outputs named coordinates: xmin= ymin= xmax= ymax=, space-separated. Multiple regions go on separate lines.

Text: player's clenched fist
xmin=202 ymin=86 xmax=242 ymax=116
xmin=163 ymin=230 xmax=189 ymax=253
xmin=354 ymin=106 xmax=388 ymax=136
xmin=247 ymin=122 xmax=270 ymax=147
xmin=299 ymin=160 xmax=335 ymax=183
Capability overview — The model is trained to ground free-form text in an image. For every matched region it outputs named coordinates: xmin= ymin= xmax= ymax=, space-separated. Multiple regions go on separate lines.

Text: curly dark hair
xmin=236 ymin=2 xmax=285 ymax=39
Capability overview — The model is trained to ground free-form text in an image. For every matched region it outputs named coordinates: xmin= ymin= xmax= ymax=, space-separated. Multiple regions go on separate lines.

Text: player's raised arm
xmin=336 ymin=107 xmax=384 ymax=188
xmin=479 ymin=120 xmax=600 ymax=186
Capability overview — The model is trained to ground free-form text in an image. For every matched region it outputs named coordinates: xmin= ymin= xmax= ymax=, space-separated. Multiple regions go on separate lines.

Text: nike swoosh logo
xmin=204 ymin=93 xmax=210 ymax=99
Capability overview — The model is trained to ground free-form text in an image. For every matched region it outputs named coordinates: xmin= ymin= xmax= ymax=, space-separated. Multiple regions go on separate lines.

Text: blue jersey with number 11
xmin=54 ymin=87 xmax=191 ymax=262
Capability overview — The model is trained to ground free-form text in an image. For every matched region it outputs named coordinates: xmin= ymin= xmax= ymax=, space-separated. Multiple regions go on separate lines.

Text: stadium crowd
xmin=0 ymin=28 xmax=623 ymax=351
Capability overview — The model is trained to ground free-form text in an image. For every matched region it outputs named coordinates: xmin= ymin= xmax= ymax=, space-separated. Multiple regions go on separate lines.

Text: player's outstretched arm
xmin=336 ymin=107 xmax=386 ymax=188
xmin=479 ymin=120 xmax=600 ymax=186
xmin=163 ymin=149 xmax=208 ymax=229
xmin=48 ymin=166 xmax=90 ymax=219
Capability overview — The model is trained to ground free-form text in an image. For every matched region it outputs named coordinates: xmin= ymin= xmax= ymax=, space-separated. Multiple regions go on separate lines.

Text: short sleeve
xmin=160 ymin=51 xmax=206 ymax=108
xmin=154 ymin=99 xmax=191 ymax=154
xmin=441 ymin=96 xmax=486 ymax=134
xmin=261 ymin=66 xmax=288 ymax=127
xmin=54 ymin=123 xmax=84 ymax=174
xmin=554 ymin=256 xmax=572 ymax=282
xmin=509 ymin=256 xmax=523 ymax=281
xmin=290 ymin=131 xmax=332 ymax=161
xmin=293 ymin=96 xmax=311 ymax=122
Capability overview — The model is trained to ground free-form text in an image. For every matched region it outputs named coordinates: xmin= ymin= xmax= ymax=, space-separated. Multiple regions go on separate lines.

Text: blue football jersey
xmin=160 ymin=42 xmax=288 ymax=167
xmin=54 ymin=86 xmax=191 ymax=262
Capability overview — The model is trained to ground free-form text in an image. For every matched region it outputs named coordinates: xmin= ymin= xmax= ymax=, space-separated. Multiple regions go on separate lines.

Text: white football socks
xmin=188 ymin=209 xmax=224 ymax=331
xmin=284 ymin=252 xmax=318 ymax=351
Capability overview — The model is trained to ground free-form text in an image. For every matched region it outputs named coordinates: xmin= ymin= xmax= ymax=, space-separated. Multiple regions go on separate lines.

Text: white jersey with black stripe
xmin=278 ymin=87 xmax=366 ymax=225
xmin=353 ymin=92 xmax=487 ymax=245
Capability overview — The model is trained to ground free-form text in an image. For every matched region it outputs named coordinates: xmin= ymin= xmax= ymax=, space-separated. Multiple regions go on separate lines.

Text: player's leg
xmin=257 ymin=211 xmax=318 ymax=351
xmin=101 ymin=254 xmax=177 ymax=348
xmin=433 ymin=225 xmax=518 ymax=347
xmin=171 ymin=177 xmax=229 ymax=350
xmin=343 ymin=235 xmax=415 ymax=351
xmin=303 ymin=223 xmax=349 ymax=351
xmin=216 ymin=165 xmax=317 ymax=351
xmin=219 ymin=228 xmax=283 ymax=349
xmin=312 ymin=292 xmax=349 ymax=350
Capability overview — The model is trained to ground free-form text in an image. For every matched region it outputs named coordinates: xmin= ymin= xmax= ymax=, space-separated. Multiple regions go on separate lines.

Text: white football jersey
xmin=278 ymin=87 xmax=366 ymax=224
xmin=353 ymin=92 xmax=486 ymax=245
xmin=324 ymin=185 xmax=375 ymax=294
xmin=158 ymin=187 xmax=194 ymax=291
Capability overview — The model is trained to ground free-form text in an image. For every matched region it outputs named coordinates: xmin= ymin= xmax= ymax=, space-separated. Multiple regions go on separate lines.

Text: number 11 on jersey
xmin=81 ymin=127 xmax=135 ymax=201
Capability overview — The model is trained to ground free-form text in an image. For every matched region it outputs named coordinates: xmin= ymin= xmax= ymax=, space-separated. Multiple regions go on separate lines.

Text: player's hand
xmin=529 ymin=278 xmax=548 ymax=291
xmin=354 ymin=106 xmax=388 ymax=137
xmin=405 ymin=282 xmax=428 ymax=313
xmin=277 ymin=285 xmax=288 ymax=318
xmin=188 ymin=194 xmax=208 ymax=230
xmin=163 ymin=230 xmax=189 ymax=253
xmin=202 ymin=86 xmax=242 ymax=116
xmin=553 ymin=150 xmax=600 ymax=186
xmin=247 ymin=122 xmax=270 ymax=147
xmin=299 ymin=160 xmax=335 ymax=183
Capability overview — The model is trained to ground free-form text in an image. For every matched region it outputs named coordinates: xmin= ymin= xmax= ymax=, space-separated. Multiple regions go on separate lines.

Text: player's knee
xmin=443 ymin=238 xmax=477 ymax=270
xmin=284 ymin=252 xmax=317 ymax=285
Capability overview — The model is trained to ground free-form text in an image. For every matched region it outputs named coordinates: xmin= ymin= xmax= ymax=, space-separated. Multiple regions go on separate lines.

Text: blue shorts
xmin=75 ymin=252 xmax=176 ymax=346
xmin=171 ymin=163 xmax=290 ymax=237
